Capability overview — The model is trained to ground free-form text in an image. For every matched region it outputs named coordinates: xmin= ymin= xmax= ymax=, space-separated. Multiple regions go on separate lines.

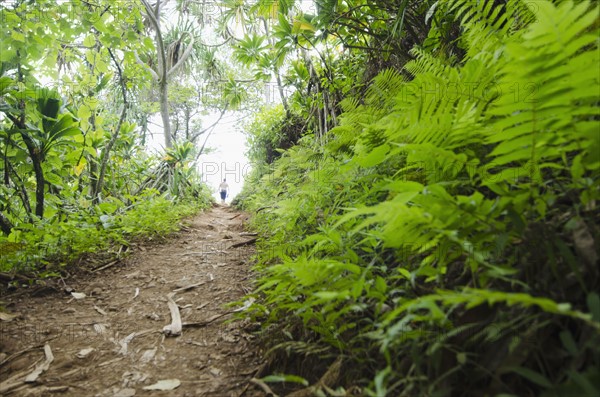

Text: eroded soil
xmin=0 ymin=206 xmax=266 ymax=396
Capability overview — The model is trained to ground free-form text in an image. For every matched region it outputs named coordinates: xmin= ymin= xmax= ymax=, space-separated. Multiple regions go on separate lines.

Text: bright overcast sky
xmin=193 ymin=111 xmax=251 ymax=203
xmin=146 ymin=110 xmax=251 ymax=204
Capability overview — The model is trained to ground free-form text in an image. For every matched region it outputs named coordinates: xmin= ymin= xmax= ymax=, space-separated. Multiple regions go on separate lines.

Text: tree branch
xmin=167 ymin=34 xmax=195 ymax=79
xmin=0 ymin=211 xmax=13 ymax=235
xmin=93 ymin=48 xmax=128 ymax=203
xmin=5 ymin=158 xmax=33 ymax=222
xmin=194 ymin=105 xmax=228 ymax=161
xmin=140 ymin=0 xmax=167 ymax=83
xmin=133 ymin=51 xmax=159 ymax=81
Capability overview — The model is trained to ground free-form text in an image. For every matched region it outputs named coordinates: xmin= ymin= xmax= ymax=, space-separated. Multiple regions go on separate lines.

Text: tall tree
xmin=139 ymin=0 xmax=197 ymax=148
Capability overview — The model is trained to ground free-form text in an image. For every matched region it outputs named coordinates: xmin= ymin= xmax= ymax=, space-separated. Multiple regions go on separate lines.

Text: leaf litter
xmin=0 ymin=207 xmax=264 ymax=396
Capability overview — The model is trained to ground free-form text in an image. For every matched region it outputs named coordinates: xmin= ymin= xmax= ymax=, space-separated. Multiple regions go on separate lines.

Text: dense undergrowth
xmin=237 ymin=1 xmax=600 ymax=395
xmin=0 ymin=190 xmax=212 ymax=277
xmin=1 ymin=1 xmax=216 ymax=280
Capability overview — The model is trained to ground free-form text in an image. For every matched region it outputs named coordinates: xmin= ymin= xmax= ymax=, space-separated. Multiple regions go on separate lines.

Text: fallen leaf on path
xmin=211 ymin=263 xmax=227 ymax=268
xmin=71 ymin=292 xmax=86 ymax=300
xmin=45 ymin=386 xmax=70 ymax=392
xmin=142 ymin=379 xmax=181 ymax=391
xmin=221 ymin=334 xmax=239 ymax=343
xmin=162 ymin=293 xmax=182 ymax=337
xmin=172 ymin=281 xmax=206 ymax=293
xmin=114 ymin=388 xmax=136 ymax=397
xmin=125 ymin=271 xmax=140 ymax=279
xmin=123 ymin=370 xmax=149 ymax=385
xmin=98 ymin=357 xmax=123 ymax=367
xmin=185 ymin=339 xmax=207 ymax=347
xmin=94 ymin=305 xmax=107 ymax=316
xmin=118 ymin=332 xmax=136 ymax=355
xmin=25 ymin=344 xmax=54 ymax=383
xmin=0 ymin=311 xmax=19 ymax=322
xmin=76 ymin=348 xmax=94 ymax=358
xmin=146 ymin=313 xmax=160 ymax=321
xmin=234 ymin=297 xmax=255 ymax=312
xmin=140 ymin=348 xmax=157 ymax=364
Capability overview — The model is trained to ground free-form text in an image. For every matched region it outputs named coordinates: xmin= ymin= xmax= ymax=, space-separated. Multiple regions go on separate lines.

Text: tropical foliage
xmin=1 ymin=0 xmax=599 ymax=394
xmin=237 ymin=0 xmax=600 ymax=395
xmin=0 ymin=1 xmax=214 ymax=276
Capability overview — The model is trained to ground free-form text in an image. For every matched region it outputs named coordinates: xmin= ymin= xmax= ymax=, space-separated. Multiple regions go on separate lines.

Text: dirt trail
xmin=0 ymin=206 xmax=265 ymax=396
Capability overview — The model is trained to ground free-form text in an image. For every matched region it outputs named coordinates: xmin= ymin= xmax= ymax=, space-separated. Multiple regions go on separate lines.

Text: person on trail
xmin=218 ymin=179 xmax=229 ymax=204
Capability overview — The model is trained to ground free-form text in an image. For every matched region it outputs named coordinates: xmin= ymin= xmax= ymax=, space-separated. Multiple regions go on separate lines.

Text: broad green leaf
xmin=11 ymin=31 xmax=25 ymax=42
xmin=77 ymin=105 xmax=92 ymax=121
xmin=314 ymin=291 xmax=347 ymax=301
xmin=587 ymin=292 xmax=600 ymax=322
xmin=44 ymin=172 xmax=63 ymax=186
xmin=0 ymin=77 xmax=14 ymax=95
xmin=398 ymin=268 xmax=411 ymax=279
xmin=83 ymin=34 xmax=96 ymax=47
xmin=506 ymin=366 xmax=552 ymax=389
xmin=375 ymin=276 xmax=387 ymax=293
xmin=559 ymin=330 xmax=578 ymax=356
xmin=73 ymin=162 xmax=86 ymax=176
xmin=356 ymin=144 xmax=390 ymax=167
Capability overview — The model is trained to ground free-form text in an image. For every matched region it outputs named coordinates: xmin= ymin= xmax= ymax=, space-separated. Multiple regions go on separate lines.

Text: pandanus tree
xmin=138 ymin=0 xmax=198 ymax=148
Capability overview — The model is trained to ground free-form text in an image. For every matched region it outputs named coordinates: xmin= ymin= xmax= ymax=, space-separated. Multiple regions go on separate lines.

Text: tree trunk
xmin=93 ymin=49 xmax=128 ymax=203
xmin=261 ymin=18 xmax=290 ymax=116
xmin=274 ymin=66 xmax=290 ymax=117
xmin=160 ymin=78 xmax=172 ymax=148
xmin=15 ymin=128 xmax=45 ymax=219
xmin=6 ymin=161 xmax=33 ymax=221
xmin=0 ymin=211 xmax=13 ymax=235
xmin=13 ymin=59 xmax=44 ymax=218
xmin=184 ymin=106 xmax=191 ymax=141
xmin=3 ymin=147 xmax=9 ymax=185
xmin=31 ymin=156 xmax=45 ymax=218
xmin=141 ymin=0 xmax=172 ymax=148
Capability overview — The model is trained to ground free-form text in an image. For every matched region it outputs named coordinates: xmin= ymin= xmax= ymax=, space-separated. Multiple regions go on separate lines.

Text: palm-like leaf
xmin=234 ymin=34 xmax=267 ymax=65
xmin=34 ymin=89 xmax=82 ymax=155
xmin=162 ymin=17 xmax=204 ymax=76
xmin=222 ymin=77 xmax=247 ymax=109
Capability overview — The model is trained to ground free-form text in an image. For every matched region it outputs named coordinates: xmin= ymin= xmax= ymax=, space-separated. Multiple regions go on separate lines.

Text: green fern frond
xmin=485 ymin=0 xmax=599 ymax=186
xmin=405 ymin=47 xmax=454 ymax=78
xmin=365 ymin=68 xmax=406 ymax=110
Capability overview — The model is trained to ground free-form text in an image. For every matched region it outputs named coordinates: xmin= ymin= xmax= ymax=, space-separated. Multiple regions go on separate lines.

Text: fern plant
xmin=240 ymin=1 xmax=600 ymax=396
